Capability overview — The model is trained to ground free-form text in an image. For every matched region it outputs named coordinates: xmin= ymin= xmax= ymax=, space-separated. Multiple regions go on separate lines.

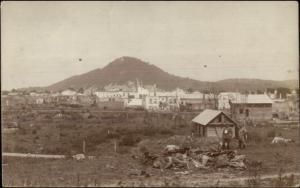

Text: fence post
xmin=114 ymin=140 xmax=117 ymax=153
xmin=83 ymin=139 xmax=86 ymax=154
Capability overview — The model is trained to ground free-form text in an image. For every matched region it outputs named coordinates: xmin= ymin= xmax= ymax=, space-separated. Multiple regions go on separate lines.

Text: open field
xmin=2 ymin=109 xmax=300 ymax=186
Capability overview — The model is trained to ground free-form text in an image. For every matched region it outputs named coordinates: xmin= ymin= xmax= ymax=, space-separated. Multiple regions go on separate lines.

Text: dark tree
xmin=187 ymin=88 xmax=194 ymax=93
xmin=78 ymin=88 xmax=84 ymax=94
xmin=276 ymin=87 xmax=291 ymax=98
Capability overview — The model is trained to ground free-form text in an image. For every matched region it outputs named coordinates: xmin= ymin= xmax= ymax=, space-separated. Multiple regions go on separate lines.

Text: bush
xmin=18 ymin=127 xmax=27 ymax=135
xmin=59 ymin=132 xmax=67 ymax=137
xmin=106 ymin=131 xmax=120 ymax=139
xmin=139 ymin=145 xmax=148 ymax=153
xmin=267 ymin=129 xmax=276 ymax=138
xmin=115 ymin=126 xmax=133 ymax=135
xmin=43 ymin=146 xmax=66 ymax=154
xmin=117 ymin=146 xmax=130 ymax=155
xmin=142 ymin=127 xmax=156 ymax=136
xmin=159 ymin=128 xmax=174 ymax=135
xmin=141 ymin=124 xmax=175 ymax=136
xmin=119 ymin=134 xmax=141 ymax=146
xmin=15 ymin=145 xmax=29 ymax=153
xmin=86 ymin=131 xmax=107 ymax=145
xmin=248 ymin=130 xmax=263 ymax=143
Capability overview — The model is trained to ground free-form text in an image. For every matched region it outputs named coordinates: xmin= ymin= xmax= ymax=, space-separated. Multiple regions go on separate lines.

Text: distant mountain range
xmin=27 ymin=56 xmax=299 ymax=92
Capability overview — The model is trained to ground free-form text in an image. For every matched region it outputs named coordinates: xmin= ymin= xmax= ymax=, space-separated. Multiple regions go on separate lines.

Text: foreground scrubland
xmin=2 ymin=109 xmax=300 ymax=186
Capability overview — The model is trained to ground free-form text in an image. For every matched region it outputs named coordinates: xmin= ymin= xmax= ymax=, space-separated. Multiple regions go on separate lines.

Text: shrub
xmin=119 ymin=134 xmax=141 ymax=146
xmin=159 ymin=128 xmax=174 ymax=135
xmin=65 ymin=151 xmax=74 ymax=160
xmin=18 ymin=127 xmax=27 ymax=135
xmin=117 ymin=146 xmax=130 ymax=155
xmin=267 ymin=129 xmax=276 ymax=138
xmin=115 ymin=126 xmax=133 ymax=136
xmin=277 ymin=132 xmax=282 ymax=137
xmin=248 ymin=130 xmax=263 ymax=143
xmin=247 ymin=169 xmax=261 ymax=187
xmin=15 ymin=145 xmax=30 ymax=153
xmin=107 ymin=131 xmax=120 ymax=139
xmin=139 ymin=145 xmax=148 ymax=153
xmin=43 ymin=146 xmax=66 ymax=155
xmin=59 ymin=132 xmax=67 ymax=137
xmin=86 ymin=132 xmax=107 ymax=145
xmin=142 ymin=127 xmax=156 ymax=136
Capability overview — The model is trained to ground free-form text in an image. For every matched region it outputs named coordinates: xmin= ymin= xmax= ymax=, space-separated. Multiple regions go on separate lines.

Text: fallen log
xmin=2 ymin=152 xmax=65 ymax=159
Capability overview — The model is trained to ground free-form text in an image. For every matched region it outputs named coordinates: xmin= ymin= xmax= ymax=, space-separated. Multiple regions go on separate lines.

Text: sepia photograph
xmin=1 ymin=1 xmax=299 ymax=187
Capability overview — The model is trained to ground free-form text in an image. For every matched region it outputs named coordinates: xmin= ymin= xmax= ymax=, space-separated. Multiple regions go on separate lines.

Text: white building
xmin=144 ymin=95 xmax=160 ymax=111
xmin=125 ymin=98 xmax=144 ymax=108
xmin=61 ymin=89 xmax=78 ymax=96
xmin=218 ymin=92 xmax=242 ymax=110
xmin=36 ymin=98 xmax=44 ymax=104
xmin=124 ymin=86 xmax=149 ymax=108
xmin=156 ymin=91 xmax=179 ymax=111
xmin=95 ymin=91 xmax=128 ymax=99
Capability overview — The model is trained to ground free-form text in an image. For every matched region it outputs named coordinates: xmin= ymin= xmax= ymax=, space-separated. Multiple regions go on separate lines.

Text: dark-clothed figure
xmin=222 ymin=127 xmax=233 ymax=150
xmin=238 ymin=126 xmax=248 ymax=149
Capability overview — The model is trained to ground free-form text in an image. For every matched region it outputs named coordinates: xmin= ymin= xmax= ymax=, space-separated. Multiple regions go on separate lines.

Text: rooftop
xmin=232 ymin=94 xmax=273 ymax=104
xmin=191 ymin=109 xmax=222 ymax=126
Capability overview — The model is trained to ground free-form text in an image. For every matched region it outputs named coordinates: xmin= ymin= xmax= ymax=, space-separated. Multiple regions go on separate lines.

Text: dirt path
xmin=219 ymin=171 xmax=300 ymax=182
xmin=183 ymin=171 xmax=300 ymax=186
xmin=99 ymin=171 xmax=300 ymax=187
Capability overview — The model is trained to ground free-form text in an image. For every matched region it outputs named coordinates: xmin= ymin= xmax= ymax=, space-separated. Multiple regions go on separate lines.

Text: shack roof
xmin=232 ymin=94 xmax=273 ymax=104
xmin=191 ymin=109 xmax=222 ymax=126
xmin=247 ymin=94 xmax=273 ymax=104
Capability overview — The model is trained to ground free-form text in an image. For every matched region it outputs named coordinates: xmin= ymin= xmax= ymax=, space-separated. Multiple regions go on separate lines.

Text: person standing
xmin=222 ymin=126 xmax=233 ymax=150
xmin=238 ymin=125 xmax=247 ymax=149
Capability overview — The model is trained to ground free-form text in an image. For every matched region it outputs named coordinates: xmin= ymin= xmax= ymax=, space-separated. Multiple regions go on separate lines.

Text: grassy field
xmin=2 ymin=109 xmax=300 ymax=186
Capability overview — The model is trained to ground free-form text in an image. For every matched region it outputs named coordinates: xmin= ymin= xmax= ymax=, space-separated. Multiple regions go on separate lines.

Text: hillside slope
xmin=46 ymin=56 xmax=213 ymax=91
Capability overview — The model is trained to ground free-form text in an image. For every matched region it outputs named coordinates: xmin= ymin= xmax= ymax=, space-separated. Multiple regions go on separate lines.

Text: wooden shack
xmin=191 ymin=109 xmax=238 ymax=138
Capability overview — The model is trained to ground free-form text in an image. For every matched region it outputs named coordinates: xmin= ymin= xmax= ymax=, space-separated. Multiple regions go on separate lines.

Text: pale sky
xmin=1 ymin=1 xmax=299 ymax=90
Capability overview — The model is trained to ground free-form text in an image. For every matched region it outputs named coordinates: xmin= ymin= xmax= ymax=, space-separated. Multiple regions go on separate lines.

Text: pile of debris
xmin=271 ymin=136 xmax=295 ymax=145
xmin=138 ymin=144 xmax=253 ymax=173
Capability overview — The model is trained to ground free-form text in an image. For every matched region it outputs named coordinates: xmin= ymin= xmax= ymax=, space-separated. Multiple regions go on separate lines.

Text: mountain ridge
xmin=41 ymin=56 xmax=298 ymax=92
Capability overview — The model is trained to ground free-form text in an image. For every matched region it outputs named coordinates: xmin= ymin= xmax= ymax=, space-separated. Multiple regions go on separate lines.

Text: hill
xmin=46 ymin=56 xmax=214 ymax=92
xmin=215 ymin=79 xmax=299 ymax=92
xmin=44 ymin=56 xmax=298 ymax=92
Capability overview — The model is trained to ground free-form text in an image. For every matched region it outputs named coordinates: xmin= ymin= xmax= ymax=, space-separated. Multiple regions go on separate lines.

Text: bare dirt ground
xmin=2 ymin=156 xmax=300 ymax=187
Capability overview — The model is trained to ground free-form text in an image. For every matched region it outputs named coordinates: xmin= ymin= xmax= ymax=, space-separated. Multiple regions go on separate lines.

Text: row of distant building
xmin=2 ymin=84 xmax=299 ymax=121
xmin=2 ymin=86 xmax=217 ymax=111
xmin=219 ymin=90 xmax=298 ymax=122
